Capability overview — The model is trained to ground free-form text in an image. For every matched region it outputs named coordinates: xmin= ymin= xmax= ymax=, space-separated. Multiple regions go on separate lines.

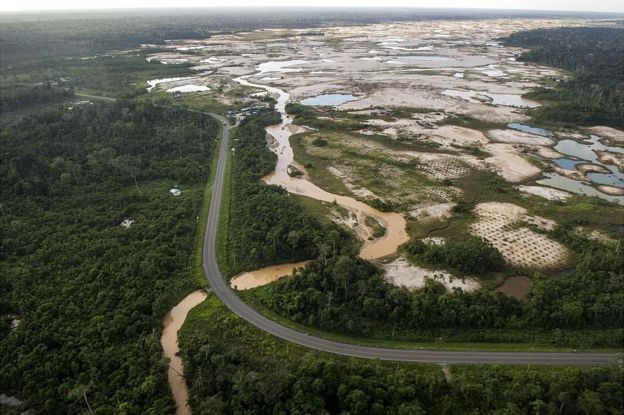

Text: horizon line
xmin=1 ymin=6 xmax=624 ymax=15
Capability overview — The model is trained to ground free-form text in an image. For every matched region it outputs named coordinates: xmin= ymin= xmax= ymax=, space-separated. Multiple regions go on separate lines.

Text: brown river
xmin=162 ymin=65 xmax=410 ymax=414
xmin=161 ymin=290 xmax=207 ymax=415
xmin=232 ymin=74 xmax=409 ymax=288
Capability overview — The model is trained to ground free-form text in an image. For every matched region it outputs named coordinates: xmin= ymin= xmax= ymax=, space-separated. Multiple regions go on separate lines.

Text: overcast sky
xmin=1 ymin=0 xmax=622 ymax=13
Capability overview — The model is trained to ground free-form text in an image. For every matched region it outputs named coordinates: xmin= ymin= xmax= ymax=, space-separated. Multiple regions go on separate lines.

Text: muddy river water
xmin=161 ymin=290 xmax=207 ymax=415
xmin=234 ymin=73 xmax=409 ymax=283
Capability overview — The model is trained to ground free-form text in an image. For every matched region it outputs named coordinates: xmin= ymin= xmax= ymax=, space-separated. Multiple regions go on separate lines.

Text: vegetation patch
xmin=0 ymin=100 xmax=218 ymax=413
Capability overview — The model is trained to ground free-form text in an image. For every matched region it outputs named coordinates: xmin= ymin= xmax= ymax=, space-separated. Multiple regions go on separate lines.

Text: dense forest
xmin=219 ymin=110 xmax=356 ymax=276
xmin=504 ymin=27 xmax=624 ymax=127
xmin=180 ymin=296 xmax=624 ymax=414
xmin=254 ymin=230 xmax=623 ymax=347
xmin=1 ymin=84 xmax=74 ymax=113
xmin=0 ymin=101 xmax=218 ymax=413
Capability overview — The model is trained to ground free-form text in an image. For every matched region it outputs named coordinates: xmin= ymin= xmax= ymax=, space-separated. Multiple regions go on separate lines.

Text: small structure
xmin=169 ymin=187 xmax=182 ymax=197
xmin=120 ymin=218 xmax=134 ymax=228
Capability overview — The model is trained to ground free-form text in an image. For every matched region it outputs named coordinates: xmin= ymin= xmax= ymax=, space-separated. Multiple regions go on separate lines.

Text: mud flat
xmin=161 ymin=290 xmax=207 ymax=415
xmin=496 ymin=276 xmax=533 ymax=300
xmin=231 ymin=261 xmax=310 ymax=289
xmin=383 ymin=257 xmax=479 ymax=292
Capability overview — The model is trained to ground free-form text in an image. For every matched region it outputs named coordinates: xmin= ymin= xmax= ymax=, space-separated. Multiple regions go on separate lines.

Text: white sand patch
xmin=471 ymin=202 xmax=568 ymax=268
xmin=516 ymin=185 xmax=571 ymax=201
xmin=484 ymin=143 xmax=541 ymax=182
xmin=423 ymin=236 xmax=446 ymax=245
xmin=410 ymin=202 xmax=456 ymax=222
xmin=383 ymin=257 xmax=480 ymax=292
xmin=488 ymin=129 xmax=554 ymax=146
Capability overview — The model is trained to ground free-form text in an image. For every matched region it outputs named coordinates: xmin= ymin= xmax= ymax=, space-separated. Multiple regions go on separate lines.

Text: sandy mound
xmin=423 ymin=125 xmax=489 ymax=148
xmin=488 ymin=129 xmax=554 ymax=146
xmin=536 ymin=147 xmax=564 ymax=159
xmin=484 ymin=144 xmax=541 ymax=182
xmin=471 ymin=202 xmax=568 ymax=268
xmin=383 ymin=257 xmax=480 ymax=292
xmin=597 ymin=185 xmax=624 ymax=196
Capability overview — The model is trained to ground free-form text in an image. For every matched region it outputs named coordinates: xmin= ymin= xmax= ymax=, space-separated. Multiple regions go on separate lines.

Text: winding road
xmin=203 ymin=114 xmax=619 ymax=365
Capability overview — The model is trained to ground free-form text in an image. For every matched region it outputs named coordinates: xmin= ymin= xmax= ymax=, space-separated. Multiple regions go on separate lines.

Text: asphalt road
xmin=203 ymin=115 xmax=619 ymax=365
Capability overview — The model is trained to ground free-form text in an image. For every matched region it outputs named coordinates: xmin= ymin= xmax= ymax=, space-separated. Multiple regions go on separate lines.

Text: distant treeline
xmin=504 ymin=27 xmax=624 ymax=127
xmin=2 ymin=9 xmax=621 ymax=62
xmin=1 ymin=84 xmax=73 ymax=113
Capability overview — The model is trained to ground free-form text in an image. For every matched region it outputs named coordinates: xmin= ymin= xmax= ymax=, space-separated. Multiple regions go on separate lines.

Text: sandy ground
xmin=422 ymin=125 xmax=489 ymax=148
xmin=516 ymin=185 xmax=571 ymax=201
xmin=383 ymin=257 xmax=480 ymax=292
xmin=598 ymin=152 xmax=624 ymax=172
xmin=597 ymin=185 xmax=624 ymax=196
xmin=576 ymin=163 xmax=610 ymax=174
xmin=536 ymin=147 xmax=564 ymax=159
xmin=488 ymin=129 xmax=554 ymax=146
xmin=585 ymin=126 xmax=624 ymax=143
xmin=410 ymin=202 xmax=456 ymax=222
xmin=471 ymin=202 xmax=568 ymax=268
xmin=484 ymin=144 xmax=541 ymax=182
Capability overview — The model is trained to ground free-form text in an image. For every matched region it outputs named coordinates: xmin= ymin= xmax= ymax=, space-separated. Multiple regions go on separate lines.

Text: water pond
xmin=553 ymin=159 xmax=582 ymax=170
xmin=537 ymin=173 xmax=623 ymax=205
xmin=257 ymin=60 xmax=308 ymax=74
xmin=507 ymin=123 xmax=551 ymax=137
xmin=553 ymin=136 xmax=624 ymax=188
xmin=441 ymin=89 xmax=539 ymax=108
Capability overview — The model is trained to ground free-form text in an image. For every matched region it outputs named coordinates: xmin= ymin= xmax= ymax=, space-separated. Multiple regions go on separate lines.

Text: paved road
xmin=203 ymin=115 xmax=619 ymax=365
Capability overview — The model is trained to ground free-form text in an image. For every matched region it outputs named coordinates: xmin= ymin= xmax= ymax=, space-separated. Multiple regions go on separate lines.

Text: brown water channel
xmin=161 ymin=290 xmax=207 ymax=415
xmin=233 ymin=72 xmax=409 ymax=288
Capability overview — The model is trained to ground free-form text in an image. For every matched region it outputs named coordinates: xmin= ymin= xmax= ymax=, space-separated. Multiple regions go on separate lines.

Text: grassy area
xmin=176 ymin=92 xmax=234 ymax=115
xmin=74 ymin=92 xmax=117 ymax=102
xmin=290 ymin=132 xmax=355 ymax=196
xmin=241 ymin=291 xmax=622 ymax=353
xmin=365 ymin=215 xmax=386 ymax=237
xmin=291 ymin=130 xmax=455 ymax=213
xmin=291 ymin=194 xmax=336 ymax=225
